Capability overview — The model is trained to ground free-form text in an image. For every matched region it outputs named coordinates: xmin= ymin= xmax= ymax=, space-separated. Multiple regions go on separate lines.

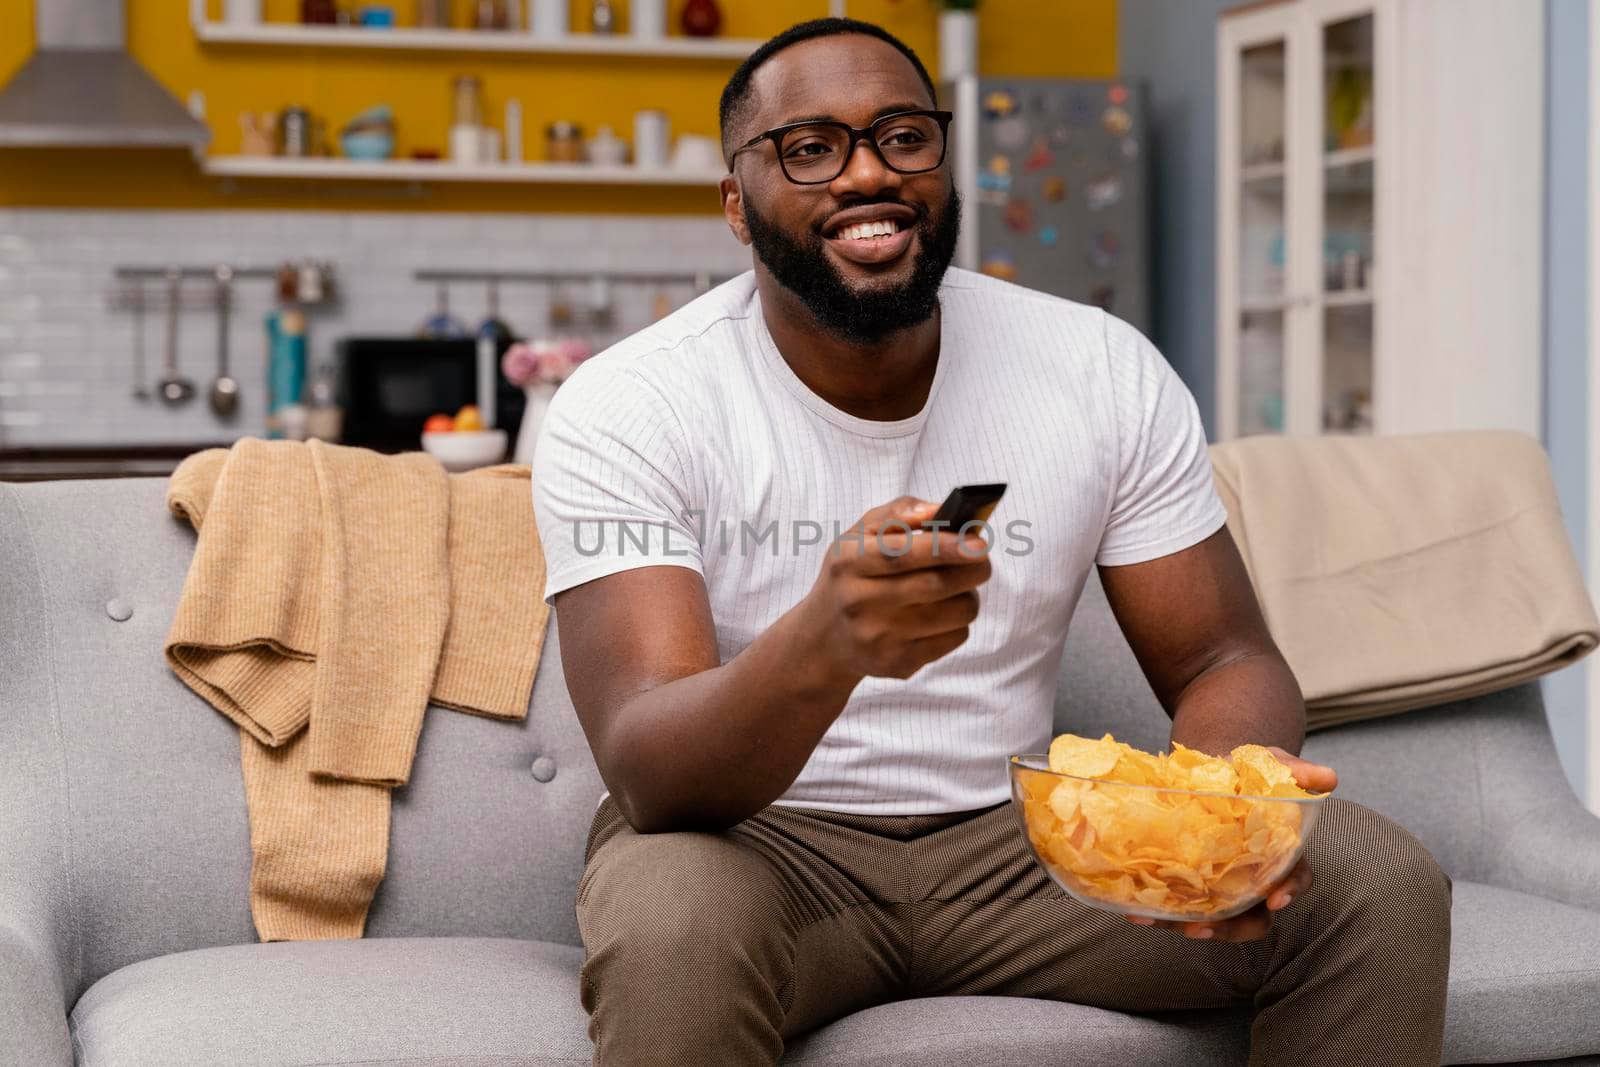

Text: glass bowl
xmin=1009 ymin=753 xmax=1326 ymax=923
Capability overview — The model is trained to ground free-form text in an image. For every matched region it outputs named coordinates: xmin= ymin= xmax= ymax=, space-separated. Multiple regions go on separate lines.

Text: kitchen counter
xmin=0 ymin=443 xmax=237 ymax=482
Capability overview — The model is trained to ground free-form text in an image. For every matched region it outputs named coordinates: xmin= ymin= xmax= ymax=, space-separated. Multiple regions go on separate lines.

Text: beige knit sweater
xmin=164 ymin=437 xmax=548 ymax=941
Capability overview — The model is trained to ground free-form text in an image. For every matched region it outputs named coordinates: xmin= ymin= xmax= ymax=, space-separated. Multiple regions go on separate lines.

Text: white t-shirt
xmin=532 ymin=268 xmax=1226 ymax=815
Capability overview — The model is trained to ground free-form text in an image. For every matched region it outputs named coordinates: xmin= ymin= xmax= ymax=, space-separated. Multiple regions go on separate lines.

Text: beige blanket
xmin=165 ymin=438 xmax=548 ymax=941
xmin=1210 ymin=431 xmax=1598 ymax=730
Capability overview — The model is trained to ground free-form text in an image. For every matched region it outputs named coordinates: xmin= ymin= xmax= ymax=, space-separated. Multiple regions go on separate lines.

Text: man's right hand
xmin=800 ymin=496 xmax=994 ymax=682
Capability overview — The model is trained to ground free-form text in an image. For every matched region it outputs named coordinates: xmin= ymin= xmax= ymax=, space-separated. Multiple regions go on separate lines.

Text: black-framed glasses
xmin=729 ymin=109 xmax=954 ymax=185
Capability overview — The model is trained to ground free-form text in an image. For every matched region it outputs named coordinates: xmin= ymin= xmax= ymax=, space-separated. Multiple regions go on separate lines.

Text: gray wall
xmin=1541 ymin=0 xmax=1591 ymax=802
xmin=1118 ymin=0 xmax=1233 ymax=440
xmin=1120 ymin=0 xmax=1591 ymax=801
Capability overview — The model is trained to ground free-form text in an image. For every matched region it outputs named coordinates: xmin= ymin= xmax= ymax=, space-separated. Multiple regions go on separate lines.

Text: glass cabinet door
xmin=1235 ymin=38 xmax=1290 ymax=436
xmin=1317 ymin=10 xmax=1376 ymax=433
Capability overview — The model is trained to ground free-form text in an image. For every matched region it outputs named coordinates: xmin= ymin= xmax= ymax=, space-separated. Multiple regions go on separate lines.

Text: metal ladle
xmin=157 ymin=267 xmax=196 ymax=407
xmin=208 ymin=265 xmax=240 ymax=418
xmin=130 ymin=280 xmax=151 ymax=402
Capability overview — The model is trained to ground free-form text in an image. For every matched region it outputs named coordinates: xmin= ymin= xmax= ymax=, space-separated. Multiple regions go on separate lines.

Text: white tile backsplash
xmin=0 ymin=208 xmax=745 ymax=447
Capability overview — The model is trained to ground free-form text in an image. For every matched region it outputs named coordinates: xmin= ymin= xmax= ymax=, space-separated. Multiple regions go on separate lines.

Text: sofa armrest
xmin=1470 ymin=686 xmax=1600 ymax=911
xmin=1480 ymin=795 xmax=1600 ymax=913
xmin=0 ymin=923 xmax=73 ymax=1066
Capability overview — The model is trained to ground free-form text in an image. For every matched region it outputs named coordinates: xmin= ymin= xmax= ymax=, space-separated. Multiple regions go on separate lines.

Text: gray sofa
xmin=3 ymin=475 xmax=1600 ymax=1067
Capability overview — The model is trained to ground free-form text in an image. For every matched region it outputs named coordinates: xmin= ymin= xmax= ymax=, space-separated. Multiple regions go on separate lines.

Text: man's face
xmin=727 ymin=35 xmax=962 ymax=346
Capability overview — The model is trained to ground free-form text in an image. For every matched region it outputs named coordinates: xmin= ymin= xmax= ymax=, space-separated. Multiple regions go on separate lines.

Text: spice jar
xmin=452 ymin=76 xmax=485 ymax=128
xmin=546 ymin=121 xmax=585 ymax=163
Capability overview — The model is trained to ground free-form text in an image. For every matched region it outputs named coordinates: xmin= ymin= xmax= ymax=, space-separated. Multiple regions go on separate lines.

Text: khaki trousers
xmin=576 ymin=795 xmax=1451 ymax=1066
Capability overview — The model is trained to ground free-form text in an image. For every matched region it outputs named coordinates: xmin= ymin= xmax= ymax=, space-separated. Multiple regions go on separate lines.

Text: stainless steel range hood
xmin=0 ymin=0 xmax=209 ymax=150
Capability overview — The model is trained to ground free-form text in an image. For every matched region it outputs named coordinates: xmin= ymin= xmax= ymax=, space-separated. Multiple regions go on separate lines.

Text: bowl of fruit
xmin=420 ymin=405 xmax=508 ymax=472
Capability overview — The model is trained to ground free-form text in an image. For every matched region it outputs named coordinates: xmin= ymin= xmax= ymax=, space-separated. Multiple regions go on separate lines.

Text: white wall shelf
xmin=1325 ymin=145 xmax=1375 ymax=168
xmin=200 ymin=156 xmax=727 ymax=186
xmin=192 ymin=20 xmax=760 ymax=59
xmin=1323 ymin=288 xmax=1374 ymax=307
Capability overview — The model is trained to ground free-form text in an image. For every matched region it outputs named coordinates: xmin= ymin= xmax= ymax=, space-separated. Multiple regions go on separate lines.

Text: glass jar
xmin=452 ymin=76 xmax=485 ymax=128
xmin=546 ymin=121 xmax=585 ymax=163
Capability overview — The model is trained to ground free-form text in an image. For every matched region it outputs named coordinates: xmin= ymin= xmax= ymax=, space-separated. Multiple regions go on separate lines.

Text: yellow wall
xmin=0 ymin=0 xmax=1115 ymax=213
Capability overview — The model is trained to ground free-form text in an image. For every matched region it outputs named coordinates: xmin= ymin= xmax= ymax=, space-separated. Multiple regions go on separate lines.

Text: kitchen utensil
xmin=340 ymin=104 xmax=395 ymax=160
xmin=422 ymin=429 xmax=508 ymax=472
xmin=633 ymin=109 xmax=669 ymax=168
xmin=671 ymin=134 xmax=722 ymax=172
xmin=278 ymin=106 xmax=313 ymax=157
xmin=158 ymin=269 xmax=196 ymax=407
xmin=531 ymin=0 xmax=566 ymax=36
xmin=452 ymin=76 xmax=484 ymax=127
xmin=239 ymin=112 xmax=275 ymax=156
xmin=476 ymin=280 xmax=513 ymax=430
xmin=420 ymin=283 xmax=469 ymax=337
xmin=505 ymin=99 xmax=524 ymax=162
xmin=129 ymin=282 xmax=151 ymax=402
xmin=632 ymin=0 xmax=666 ymax=39
xmin=474 ymin=0 xmax=510 ymax=29
xmin=225 ymin=0 xmax=263 ymax=26
xmin=209 ymin=265 xmax=241 ymax=419
xmin=480 ymin=127 xmax=502 ymax=163
xmin=680 ymin=0 xmax=721 ymax=37
xmin=587 ymin=125 xmax=628 ymax=166
xmin=546 ymin=121 xmax=584 ymax=162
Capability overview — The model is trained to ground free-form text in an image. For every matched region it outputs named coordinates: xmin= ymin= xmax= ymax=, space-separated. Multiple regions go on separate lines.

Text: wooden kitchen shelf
xmin=193 ymin=19 xmax=761 ymax=60
xmin=200 ymin=156 xmax=727 ymax=186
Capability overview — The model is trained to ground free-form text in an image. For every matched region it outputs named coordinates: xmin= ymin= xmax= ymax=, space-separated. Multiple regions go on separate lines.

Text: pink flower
xmin=500 ymin=342 xmax=541 ymax=387
xmin=502 ymin=337 xmax=593 ymax=387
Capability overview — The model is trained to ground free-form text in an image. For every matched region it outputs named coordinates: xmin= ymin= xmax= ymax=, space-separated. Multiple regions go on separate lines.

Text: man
xmin=532 ymin=17 xmax=1450 ymax=1066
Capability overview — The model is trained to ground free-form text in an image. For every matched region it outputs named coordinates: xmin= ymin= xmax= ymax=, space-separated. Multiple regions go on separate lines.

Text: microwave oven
xmin=335 ymin=336 xmax=525 ymax=454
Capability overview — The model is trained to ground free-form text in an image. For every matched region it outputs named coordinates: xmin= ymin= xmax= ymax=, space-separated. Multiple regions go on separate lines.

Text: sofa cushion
xmin=69 ymin=937 xmax=593 ymax=1067
xmin=1444 ymin=882 xmax=1600 ymax=1064
xmin=783 ymin=997 xmax=1251 ymax=1065
xmin=65 ymin=883 xmax=1600 ymax=1066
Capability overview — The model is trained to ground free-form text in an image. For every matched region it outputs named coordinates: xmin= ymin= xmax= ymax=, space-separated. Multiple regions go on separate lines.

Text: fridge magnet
xmin=1024 ymin=136 xmax=1055 ymax=172
xmin=1087 ymin=174 xmax=1123 ymax=212
xmin=1089 ymin=231 xmax=1120 ymax=270
xmin=983 ymin=89 xmax=1019 ymax=119
xmin=1042 ymin=176 xmax=1067 ymax=203
xmin=1004 ymin=197 xmax=1033 ymax=234
xmin=979 ymin=189 xmax=1008 ymax=207
xmin=1102 ymin=106 xmax=1132 ymax=137
xmin=1121 ymin=137 xmax=1141 ymax=161
xmin=980 ymin=250 xmax=1019 ymax=281
xmin=1107 ymin=84 xmax=1129 ymax=106
xmin=1037 ymin=225 xmax=1059 ymax=247
xmin=976 ymin=170 xmax=1012 ymax=193
xmin=986 ymin=154 xmax=1012 ymax=177
xmin=1067 ymin=93 xmax=1095 ymax=126
xmin=1050 ymin=123 xmax=1073 ymax=147
xmin=993 ymin=116 xmax=1029 ymax=150
xmin=1090 ymin=284 xmax=1116 ymax=312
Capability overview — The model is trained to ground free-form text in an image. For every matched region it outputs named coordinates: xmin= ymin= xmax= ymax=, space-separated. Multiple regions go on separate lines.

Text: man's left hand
xmin=1123 ymin=746 xmax=1338 ymax=943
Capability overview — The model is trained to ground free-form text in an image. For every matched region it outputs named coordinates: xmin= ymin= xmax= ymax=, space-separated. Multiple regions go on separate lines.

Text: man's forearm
xmin=1167 ymin=650 xmax=1306 ymax=757
xmin=599 ymin=599 xmax=861 ymax=834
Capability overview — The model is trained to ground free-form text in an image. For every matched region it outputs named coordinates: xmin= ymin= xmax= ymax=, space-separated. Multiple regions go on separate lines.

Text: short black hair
xmin=719 ymin=18 xmax=938 ymax=165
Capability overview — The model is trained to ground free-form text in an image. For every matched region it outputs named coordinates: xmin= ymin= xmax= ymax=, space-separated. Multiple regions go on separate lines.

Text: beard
xmin=743 ymin=183 xmax=963 ymax=346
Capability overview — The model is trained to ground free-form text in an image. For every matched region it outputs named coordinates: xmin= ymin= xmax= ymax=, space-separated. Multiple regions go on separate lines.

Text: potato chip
xmin=1013 ymin=733 xmax=1323 ymax=921
xmin=1048 ymin=733 xmax=1122 ymax=778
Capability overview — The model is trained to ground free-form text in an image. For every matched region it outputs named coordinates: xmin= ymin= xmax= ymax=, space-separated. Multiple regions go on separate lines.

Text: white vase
xmin=514 ymin=381 xmax=561 ymax=466
xmin=938 ymin=10 xmax=978 ymax=82
xmin=531 ymin=0 xmax=568 ymax=38
xmin=631 ymin=0 xmax=666 ymax=39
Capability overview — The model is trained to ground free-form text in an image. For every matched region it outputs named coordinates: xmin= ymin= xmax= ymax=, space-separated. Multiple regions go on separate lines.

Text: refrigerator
xmin=941 ymin=76 xmax=1150 ymax=334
